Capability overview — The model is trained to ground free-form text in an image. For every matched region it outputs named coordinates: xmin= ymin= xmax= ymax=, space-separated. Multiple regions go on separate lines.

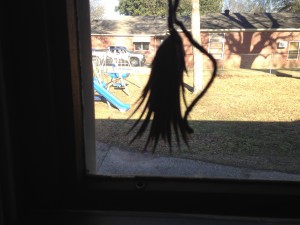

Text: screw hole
xmin=136 ymin=181 xmax=146 ymax=189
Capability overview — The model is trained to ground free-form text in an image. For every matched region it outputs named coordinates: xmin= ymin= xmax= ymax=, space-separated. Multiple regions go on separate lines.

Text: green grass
xmin=94 ymin=69 xmax=300 ymax=173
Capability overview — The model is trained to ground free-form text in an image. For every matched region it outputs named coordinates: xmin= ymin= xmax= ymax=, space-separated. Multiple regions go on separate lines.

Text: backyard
xmin=94 ymin=68 xmax=300 ymax=174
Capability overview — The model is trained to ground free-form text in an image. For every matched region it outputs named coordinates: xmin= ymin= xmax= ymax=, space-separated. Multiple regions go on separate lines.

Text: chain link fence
xmin=204 ymin=53 xmax=300 ymax=76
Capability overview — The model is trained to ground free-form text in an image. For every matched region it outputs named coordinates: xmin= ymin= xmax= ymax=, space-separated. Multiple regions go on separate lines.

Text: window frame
xmin=133 ymin=41 xmax=150 ymax=51
xmin=71 ymin=0 xmax=300 ymax=216
xmin=287 ymin=41 xmax=300 ymax=60
xmin=70 ymin=2 xmax=300 ymax=218
xmin=208 ymin=33 xmax=225 ymax=60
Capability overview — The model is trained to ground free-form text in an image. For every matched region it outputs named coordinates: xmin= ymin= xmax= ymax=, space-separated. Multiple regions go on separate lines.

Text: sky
xmin=101 ymin=0 xmax=121 ymax=19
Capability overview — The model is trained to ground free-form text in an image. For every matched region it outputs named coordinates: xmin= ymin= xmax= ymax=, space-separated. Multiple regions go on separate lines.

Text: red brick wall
xmin=91 ymin=35 xmax=159 ymax=64
xmin=222 ymin=31 xmax=300 ymax=69
xmin=91 ymin=31 xmax=300 ymax=70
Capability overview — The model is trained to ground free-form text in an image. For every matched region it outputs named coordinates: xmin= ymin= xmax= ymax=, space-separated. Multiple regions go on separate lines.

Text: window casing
xmin=287 ymin=41 xmax=300 ymax=60
xmin=208 ymin=33 xmax=225 ymax=59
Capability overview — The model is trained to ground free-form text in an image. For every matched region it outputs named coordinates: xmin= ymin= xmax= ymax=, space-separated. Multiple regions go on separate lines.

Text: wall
xmin=222 ymin=31 xmax=300 ymax=70
xmin=91 ymin=35 xmax=161 ymax=64
xmin=91 ymin=31 xmax=300 ymax=70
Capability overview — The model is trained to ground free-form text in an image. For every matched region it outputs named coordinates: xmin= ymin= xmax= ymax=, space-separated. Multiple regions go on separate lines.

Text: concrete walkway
xmin=95 ymin=141 xmax=300 ymax=181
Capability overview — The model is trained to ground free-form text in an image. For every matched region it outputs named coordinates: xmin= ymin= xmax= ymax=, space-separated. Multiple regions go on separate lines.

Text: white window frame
xmin=287 ymin=41 xmax=300 ymax=60
xmin=133 ymin=41 xmax=150 ymax=51
xmin=208 ymin=33 xmax=225 ymax=60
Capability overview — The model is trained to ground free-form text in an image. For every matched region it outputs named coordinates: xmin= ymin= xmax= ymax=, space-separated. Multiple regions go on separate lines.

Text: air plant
xmin=128 ymin=0 xmax=217 ymax=152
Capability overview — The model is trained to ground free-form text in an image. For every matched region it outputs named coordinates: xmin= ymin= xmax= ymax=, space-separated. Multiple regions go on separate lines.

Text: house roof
xmin=91 ymin=13 xmax=300 ymax=35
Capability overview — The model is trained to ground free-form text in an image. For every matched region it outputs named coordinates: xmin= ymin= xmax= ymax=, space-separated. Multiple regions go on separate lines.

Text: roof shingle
xmin=91 ymin=13 xmax=300 ymax=35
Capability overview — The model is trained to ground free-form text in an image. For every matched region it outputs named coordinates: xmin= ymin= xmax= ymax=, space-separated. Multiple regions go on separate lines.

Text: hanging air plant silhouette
xmin=128 ymin=0 xmax=217 ymax=152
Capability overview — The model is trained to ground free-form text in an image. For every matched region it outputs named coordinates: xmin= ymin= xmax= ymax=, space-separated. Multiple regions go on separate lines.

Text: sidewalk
xmin=96 ymin=141 xmax=300 ymax=181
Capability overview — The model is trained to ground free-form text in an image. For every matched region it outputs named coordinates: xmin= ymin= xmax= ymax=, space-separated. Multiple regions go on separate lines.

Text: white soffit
xmin=133 ymin=36 xmax=151 ymax=42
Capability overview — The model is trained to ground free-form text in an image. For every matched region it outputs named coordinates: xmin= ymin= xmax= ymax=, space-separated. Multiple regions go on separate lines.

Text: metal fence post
xmin=269 ymin=52 xmax=273 ymax=74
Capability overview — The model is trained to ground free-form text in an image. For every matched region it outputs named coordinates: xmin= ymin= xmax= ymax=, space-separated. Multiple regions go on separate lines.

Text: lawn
xmin=94 ymin=68 xmax=300 ymax=174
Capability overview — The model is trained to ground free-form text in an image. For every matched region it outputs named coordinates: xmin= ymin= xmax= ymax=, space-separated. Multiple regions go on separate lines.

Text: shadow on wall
xmin=221 ymin=13 xmax=296 ymax=69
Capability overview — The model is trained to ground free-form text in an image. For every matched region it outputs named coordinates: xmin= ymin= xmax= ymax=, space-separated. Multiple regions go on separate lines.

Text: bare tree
xmin=191 ymin=0 xmax=204 ymax=93
xmin=275 ymin=0 xmax=300 ymax=12
xmin=224 ymin=0 xmax=267 ymax=13
xmin=90 ymin=0 xmax=105 ymax=21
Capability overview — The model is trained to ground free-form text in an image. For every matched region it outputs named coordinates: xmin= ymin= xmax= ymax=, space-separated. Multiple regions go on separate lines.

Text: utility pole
xmin=191 ymin=0 xmax=204 ymax=94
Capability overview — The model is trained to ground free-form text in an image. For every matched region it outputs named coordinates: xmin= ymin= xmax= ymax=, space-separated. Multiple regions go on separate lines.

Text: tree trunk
xmin=191 ymin=0 xmax=203 ymax=94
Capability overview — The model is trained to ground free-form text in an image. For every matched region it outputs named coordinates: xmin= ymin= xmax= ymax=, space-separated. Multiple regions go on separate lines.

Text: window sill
xmin=21 ymin=210 xmax=300 ymax=225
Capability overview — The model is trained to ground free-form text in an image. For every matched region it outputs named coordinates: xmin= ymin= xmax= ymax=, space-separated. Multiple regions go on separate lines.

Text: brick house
xmin=91 ymin=12 xmax=300 ymax=70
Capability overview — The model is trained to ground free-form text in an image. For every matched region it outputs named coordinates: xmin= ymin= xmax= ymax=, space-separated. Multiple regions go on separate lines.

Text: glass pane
xmin=288 ymin=52 xmax=298 ymax=59
xmin=212 ymin=53 xmax=223 ymax=59
xmin=210 ymin=33 xmax=225 ymax=42
xmin=88 ymin=1 xmax=300 ymax=182
xmin=289 ymin=42 xmax=299 ymax=50
xmin=210 ymin=43 xmax=223 ymax=48
xmin=210 ymin=48 xmax=223 ymax=54
xmin=134 ymin=43 xmax=141 ymax=50
xmin=142 ymin=43 xmax=150 ymax=50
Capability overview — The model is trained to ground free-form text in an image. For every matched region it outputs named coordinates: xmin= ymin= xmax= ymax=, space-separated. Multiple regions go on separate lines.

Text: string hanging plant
xmin=128 ymin=0 xmax=217 ymax=152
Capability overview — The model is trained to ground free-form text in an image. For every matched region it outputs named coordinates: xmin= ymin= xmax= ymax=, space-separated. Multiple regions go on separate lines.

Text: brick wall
xmin=91 ymin=31 xmax=300 ymax=70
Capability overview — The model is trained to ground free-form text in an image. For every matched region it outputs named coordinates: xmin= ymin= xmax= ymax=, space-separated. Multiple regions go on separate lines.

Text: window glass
xmin=134 ymin=42 xmax=150 ymax=51
xmin=88 ymin=1 xmax=300 ymax=182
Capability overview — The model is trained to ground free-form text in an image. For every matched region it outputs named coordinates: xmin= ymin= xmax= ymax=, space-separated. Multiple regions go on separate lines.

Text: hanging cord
xmin=172 ymin=0 xmax=217 ymax=121
xmin=168 ymin=0 xmax=175 ymax=31
xmin=127 ymin=0 xmax=217 ymax=152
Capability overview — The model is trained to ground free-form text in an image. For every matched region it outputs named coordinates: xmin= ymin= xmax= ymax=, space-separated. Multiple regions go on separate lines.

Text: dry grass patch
xmin=94 ymin=69 xmax=300 ymax=173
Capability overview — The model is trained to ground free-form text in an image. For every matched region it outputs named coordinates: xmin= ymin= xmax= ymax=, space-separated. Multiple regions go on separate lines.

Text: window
xmin=277 ymin=41 xmax=288 ymax=49
xmin=90 ymin=9 xmax=300 ymax=182
xmin=288 ymin=41 xmax=300 ymax=60
xmin=133 ymin=41 xmax=150 ymax=50
xmin=208 ymin=33 xmax=225 ymax=59
xmin=3 ymin=0 xmax=300 ymax=224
